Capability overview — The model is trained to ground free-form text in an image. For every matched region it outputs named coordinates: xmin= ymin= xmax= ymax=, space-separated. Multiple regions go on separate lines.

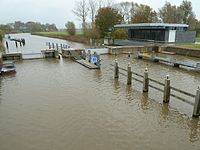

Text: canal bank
xmin=161 ymin=45 xmax=200 ymax=58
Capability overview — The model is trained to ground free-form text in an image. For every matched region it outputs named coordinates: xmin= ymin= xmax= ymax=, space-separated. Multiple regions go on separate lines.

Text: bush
xmin=65 ymin=21 xmax=76 ymax=35
xmin=111 ymin=29 xmax=128 ymax=39
xmin=0 ymin=30 xmax=4 ymax=42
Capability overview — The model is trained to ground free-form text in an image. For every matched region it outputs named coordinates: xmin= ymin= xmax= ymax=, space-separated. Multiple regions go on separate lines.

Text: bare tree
xmin=72 ymin=0 xmax=89 ymax=32
xmin=88 ymin=0 xmax=98 ymax=24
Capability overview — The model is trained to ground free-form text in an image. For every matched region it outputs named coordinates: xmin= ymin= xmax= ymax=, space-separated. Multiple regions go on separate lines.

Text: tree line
xmin=0 ymin=21 xmax=58 ymax=34
xmin=71 ymin=0 xmax=200 ymax=38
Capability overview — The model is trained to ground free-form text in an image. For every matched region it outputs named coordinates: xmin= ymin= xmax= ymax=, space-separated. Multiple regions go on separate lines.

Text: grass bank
xmin=196 ymin=37 xmax=200 ymax=42
xmin=175 ymin=44 xmax=200 ymax=50
xmin=31 ymin=31 xmax=88 ymax=44
xmin=0 ymin=42 xmax=5 ymax=52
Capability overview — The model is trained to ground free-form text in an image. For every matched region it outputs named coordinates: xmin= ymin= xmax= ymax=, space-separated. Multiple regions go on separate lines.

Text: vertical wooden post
xmin=143 ymin=67 xmax=149 ymax=92
xmin=193 ymin=86 xmax=200 ymax=117
xmin=56 ymin=43 xmax=58 ymax=50
xmin=163 ymin=75 xmax=170 ymax=103
xmin=48 ymin=42 xmax=51 ymax=49
xmin=127 ymin=62 xmax=132 ymax=85
xmin=114 ymin=59 xmax=119 ymax=79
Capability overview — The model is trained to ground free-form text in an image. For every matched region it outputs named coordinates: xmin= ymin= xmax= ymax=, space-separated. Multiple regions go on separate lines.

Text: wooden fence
xmin=111 ymin=59 xmax=200 ymax=117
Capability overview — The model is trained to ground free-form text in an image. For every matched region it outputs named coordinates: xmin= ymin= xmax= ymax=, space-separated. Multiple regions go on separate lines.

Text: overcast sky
xmin=0 ymin=0 xmax=199 ymax=28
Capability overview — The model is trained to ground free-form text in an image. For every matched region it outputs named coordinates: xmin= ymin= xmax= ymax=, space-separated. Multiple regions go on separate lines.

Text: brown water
xmin=0 ymin=34 xmax=200 ymax=150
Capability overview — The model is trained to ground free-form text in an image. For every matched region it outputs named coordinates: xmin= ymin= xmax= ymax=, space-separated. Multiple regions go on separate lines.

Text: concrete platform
xmin=76 ymin=59 xmax=100 ymax=69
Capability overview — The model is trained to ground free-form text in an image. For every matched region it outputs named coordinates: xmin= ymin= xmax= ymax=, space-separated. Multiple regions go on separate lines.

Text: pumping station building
xmin=113 ymin=23 xmax=196 ymax=44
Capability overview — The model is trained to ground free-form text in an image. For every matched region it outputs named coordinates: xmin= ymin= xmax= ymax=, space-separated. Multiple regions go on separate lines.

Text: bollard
xmin=52 ymin=43 xmax=55 ymax=49
xmin=127 ymin=62 xmax=132 ymax=85
xmin=143 ymin=67 xmax=149 ymax=92
xmin=6 ymin=41 xmax=9 ymax=49
xmin=49 ymin=42 xmax=51 ymax=49
xmin=114 ymin=59 xmax=119 ymax=79
xmin=128 ymin=52 xmax=131 ymax=58
xmin=56 ymin=43 xmax=58 ymax=50
xmin=163 ymin=75 xmax=170 ymax=103
xmin=15 ymin=41 xmax=18 ymax=48
xmin=193 ymin=86 xmax=200 ymax=117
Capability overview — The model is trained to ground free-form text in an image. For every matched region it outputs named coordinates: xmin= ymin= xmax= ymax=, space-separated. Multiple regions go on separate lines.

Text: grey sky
xmin=0 ymin=0 xmax=199 ymax=28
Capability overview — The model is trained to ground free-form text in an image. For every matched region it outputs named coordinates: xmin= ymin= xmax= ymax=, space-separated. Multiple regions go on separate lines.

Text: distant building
xmin=113 ymin=23 xmax=196 ymax=44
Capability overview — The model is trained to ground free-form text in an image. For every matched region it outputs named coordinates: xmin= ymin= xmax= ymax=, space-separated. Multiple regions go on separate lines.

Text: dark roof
xmin=114 ymin=23 xmax=189 ymax=30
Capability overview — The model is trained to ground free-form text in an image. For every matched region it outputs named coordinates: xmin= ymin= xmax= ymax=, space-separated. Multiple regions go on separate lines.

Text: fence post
xmin=143 ymin=67 xmax=149 ymax=92
xmin=163 ymin=75 xmax=170 ymax=103
xmin=127 ymin=62 xmax=132 ymax=85
xmin=114 ymin=59 xmax=119 ymax=79
xmin=193 ymin=86 xmax=200 ymax=117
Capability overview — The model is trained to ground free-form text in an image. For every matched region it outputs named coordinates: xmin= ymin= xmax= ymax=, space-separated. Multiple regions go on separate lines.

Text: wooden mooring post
xmin=163 ymin=75 xmax=171 ymax=103
xmin=114 ymin=59 xmax=119 ymax=79
xmin=143 ymin=67 xmax=149 ymax=92
xmin=193 ymin=86 xmax=200 ymax=117
xmin=127 ymin=62 xmax=132 ymax=85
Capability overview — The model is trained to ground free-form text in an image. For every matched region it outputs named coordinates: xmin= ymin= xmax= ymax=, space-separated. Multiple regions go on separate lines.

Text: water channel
xmin=0 ymin=33 xmax=200 ymax=150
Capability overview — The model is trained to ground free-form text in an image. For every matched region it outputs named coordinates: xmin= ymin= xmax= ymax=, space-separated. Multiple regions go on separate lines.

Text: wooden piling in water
xmin=193 ymin=86 xmax=200 ymax=117
xmin=143 ymin=67 xmax=149 ymax=92
xmin=163 ymin=75 xmax=170 ymax=103
xmin=56 ymin=43 xmax=58 ymax=50
xmin=114 ymin=59 xmax=119 ymax=79
xmin=15 ymin=41 xmax=18 ymax=48
xmin=127 ymin=62 xmax=132 ymax=85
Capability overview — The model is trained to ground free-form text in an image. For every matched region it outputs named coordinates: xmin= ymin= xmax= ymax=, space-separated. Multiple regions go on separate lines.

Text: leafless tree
xmin=88 ymin=0 xmax=98 ymax=24
xmin=72 ymin=0 xmax=89 ymax=32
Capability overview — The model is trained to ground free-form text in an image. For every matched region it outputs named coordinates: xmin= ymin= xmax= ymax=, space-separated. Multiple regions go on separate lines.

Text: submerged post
xmin=143 ymin=67 xmax=149 ymax=92
xmin=193 ymin=86 xmax=200 ymax=117
xmin=114 ymin=59 xmax=119 ymax=79
xmin=163 ymin=75 xmax=170 ymax=103
xmin=127 ymin=62 xmax=132 ymax=85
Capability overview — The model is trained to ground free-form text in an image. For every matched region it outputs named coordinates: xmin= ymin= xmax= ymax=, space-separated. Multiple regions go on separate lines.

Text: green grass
xmin=32 ymin=30 xmax=83 ymax=36
xmin=175 ymin=44 xmax=200 ymax=50
xmin=31 ymin=31 xmax=87 ymax=43
xmin=196 ymin=37 xmax=200 ymax=42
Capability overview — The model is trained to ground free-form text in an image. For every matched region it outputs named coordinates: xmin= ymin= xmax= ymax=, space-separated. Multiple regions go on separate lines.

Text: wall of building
xmin=175 ymin=31 xmax=196 ymax=43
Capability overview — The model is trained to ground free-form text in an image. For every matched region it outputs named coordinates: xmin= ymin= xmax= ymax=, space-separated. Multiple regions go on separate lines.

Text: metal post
xmin=127 ymin=62 xmax=132 ymax=85
xmin=193 ymin=86 xmax=200 ymax=117
xmin=163 ymin=75 xmax=170 ymax=103
xmin=114 ymin=59 xmax=119 ymax=79
xmin=15 ymin=41 xmax=18 ymax=48
xmin=143 ymin=67 xmax=149 ymax=92
xmin=6 ymin=41 xmax=9 ymax=49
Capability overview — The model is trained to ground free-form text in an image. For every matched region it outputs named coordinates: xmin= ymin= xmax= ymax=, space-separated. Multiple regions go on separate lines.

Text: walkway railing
xmin=111 ymin=59 xmax=200 ymax=117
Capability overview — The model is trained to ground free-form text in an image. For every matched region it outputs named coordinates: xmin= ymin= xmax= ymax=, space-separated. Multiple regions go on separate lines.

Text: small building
xmin=114 ymin=23 xmax=196 ymax=44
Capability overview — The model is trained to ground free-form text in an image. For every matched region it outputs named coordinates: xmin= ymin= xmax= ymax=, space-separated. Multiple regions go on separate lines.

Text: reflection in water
xmin=160 ymin=103 xmax=170 ymax=119
xmin=0 ymin=77 xmax=2 ymax=104
xmin=125 ymin=85 xmax=133 ymax=103
xmin=140 ymin=92 xmax=150 ymax=110
xmin=189 ymin=118 xmax=200 ymax=142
